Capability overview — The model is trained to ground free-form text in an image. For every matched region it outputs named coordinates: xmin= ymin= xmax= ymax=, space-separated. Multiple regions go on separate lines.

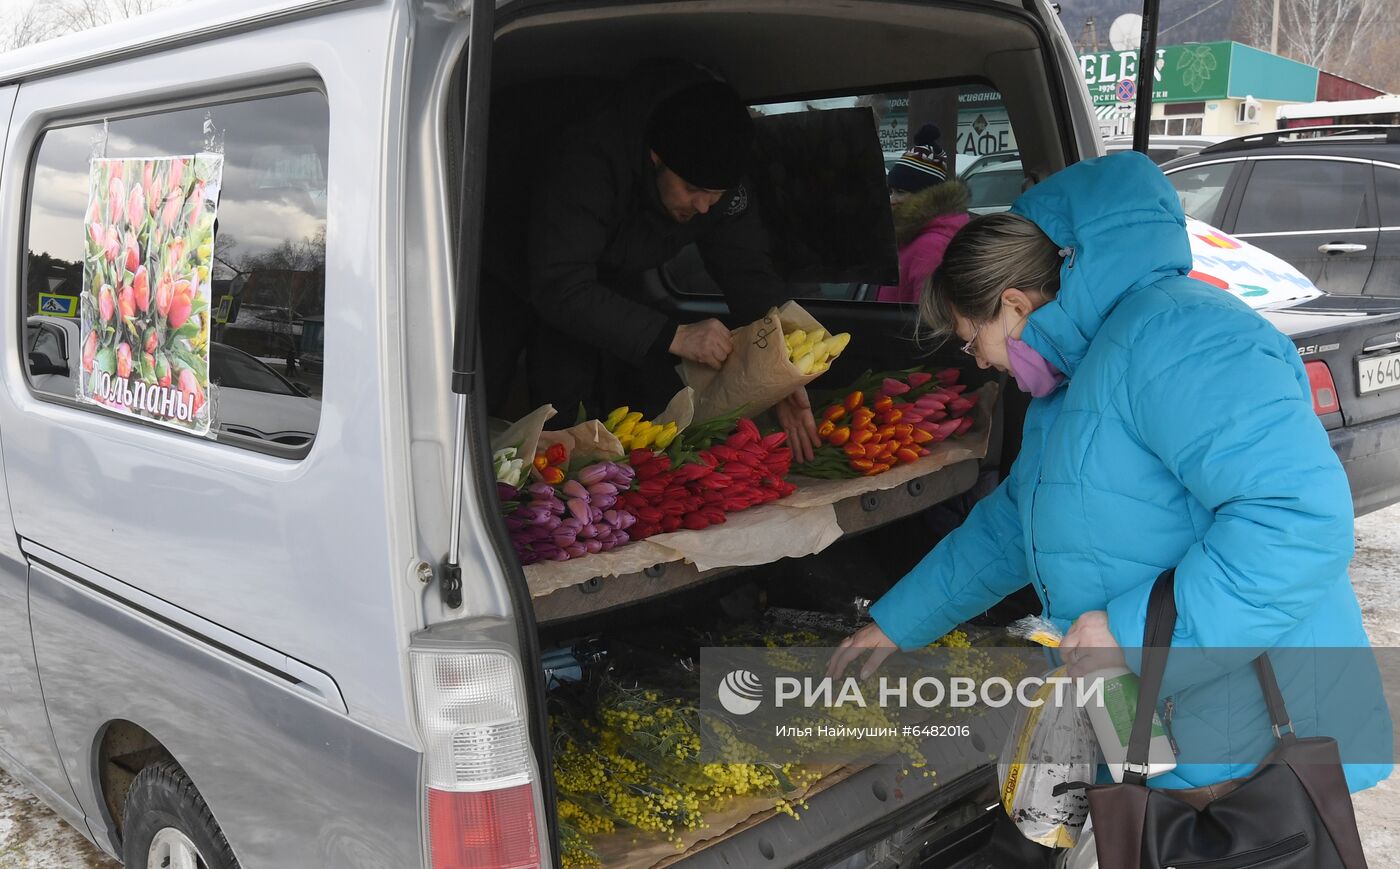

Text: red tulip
xmin=115 ymin=343 xmax=132 ymax=379
xmin=144 ymin=352 xmax=156 ymax=377
xmin=103 ymin=225 xmax=120 ymax=264
xmin=155 ymin=353 xmax=171 ymax=388
xmin=118 ymin=285 xmax=136 ymax=320
xmin=132 ymin=266 xmax=149 ymax=312
xmin=177 ymin=366 xmax=204 ymax=414
xmin=82 ymin=332 xmax=97 ymax=373
xmin=168 ymin=281 xmax=192 ymax=330
xmin=107 ymin=175 xmax=125 ymax=226
xmin=98 ymin=284 xmax=115 ymax=323
xmin=155 ymin=274 xmax=173 ymax=318
xmin=144 ymin=330 xmax=157 ymax=354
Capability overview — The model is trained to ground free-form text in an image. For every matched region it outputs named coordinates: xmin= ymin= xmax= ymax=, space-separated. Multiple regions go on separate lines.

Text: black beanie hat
xmin=887 ymin=123 xmax=949 ymax=194
xmin=647 ymin=80 xmax=754 ymax=191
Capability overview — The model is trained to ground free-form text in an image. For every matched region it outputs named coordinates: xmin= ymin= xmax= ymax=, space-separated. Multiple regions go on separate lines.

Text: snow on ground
xmin=4 ymin=504 xmax=1400 ymax=867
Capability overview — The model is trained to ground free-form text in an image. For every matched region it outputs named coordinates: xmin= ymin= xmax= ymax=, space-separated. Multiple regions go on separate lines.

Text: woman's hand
xmin=776 ymin=387 xmax=820 ymax=464
xmin=826 ymin=621 xmax=898 ymax=681
xmin=1060 ymin=610 xmax=1126 ymax=678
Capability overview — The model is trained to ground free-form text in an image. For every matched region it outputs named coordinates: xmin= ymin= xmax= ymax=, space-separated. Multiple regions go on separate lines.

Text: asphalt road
xmin=3 ymin=504 xmax=1400 ymax=868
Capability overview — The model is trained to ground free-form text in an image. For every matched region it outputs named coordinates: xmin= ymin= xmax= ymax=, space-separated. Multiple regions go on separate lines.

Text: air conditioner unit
xmin=1238 ymin=97 xmax=1262 ymax=124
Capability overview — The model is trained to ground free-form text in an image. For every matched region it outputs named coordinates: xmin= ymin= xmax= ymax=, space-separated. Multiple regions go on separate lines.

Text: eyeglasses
xmin=959 ymin=323 xmax=983 ymax=359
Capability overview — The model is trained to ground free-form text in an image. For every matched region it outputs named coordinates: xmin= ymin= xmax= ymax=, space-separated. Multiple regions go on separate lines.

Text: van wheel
xmin=121 ymin=761 xmax=240 ymax=869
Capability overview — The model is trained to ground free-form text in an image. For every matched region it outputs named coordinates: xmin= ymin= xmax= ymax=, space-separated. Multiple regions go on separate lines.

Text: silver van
xmin=0 ymin=1 xmax=1098 ymax=866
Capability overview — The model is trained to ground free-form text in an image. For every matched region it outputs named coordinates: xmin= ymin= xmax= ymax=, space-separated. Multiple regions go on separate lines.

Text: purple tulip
xmin=566 ymin=498 xmax=590 ymax=523
xmin=578 ymin=524 xmax=598 ymax=540
xmin=541 ymin=515 xmax=562 ymax=531
xmin=564 ymin=543 xmax=587 ymax=559
xmin=562 ymin=480 xmax=589 ymax=501
xmin=539 ymin=498 xmax=566 ymax=516
xmin=592 ymin=494 xmax=616 ymax=511
xmin=585 ymin=540 xmax=603 ymax=554
xmin=498 ymin=482 xmax=520 ymax=501
xmin=519 ymin=504 xmax=552 ymax=524
xmin=617 ymin=512 xmax=637 ymax=530
xmin=577 ymin=464 xmax=610 ymax=486
xmin=504 ymin=515 xmax=526 ymax=532
xmin=553 ymin=531 xmax=578 ymax=548
xmin=587 ymin=482 xmax=618 ymax=498
xmin=602 ymin=510 xmax=620 ymax=527
xmin=561 ymin=517 xmax=583 ymax=532
xmin=609 ymin=465 xmax=635 ymax=486
xmin=589 ymin=506 xmax=604 ymax=523
xmin=609 ymin=531 xmax=630 ymax=547
xmin=528 ymin=483 xmax=555 ymax=499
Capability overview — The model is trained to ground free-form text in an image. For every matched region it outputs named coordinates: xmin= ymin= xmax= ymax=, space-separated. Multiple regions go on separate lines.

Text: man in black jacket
xmin=484 ymin=63 xmax=819 ymax=460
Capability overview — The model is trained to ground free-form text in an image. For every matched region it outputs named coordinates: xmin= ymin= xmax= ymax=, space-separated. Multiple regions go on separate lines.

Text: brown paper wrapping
xmin=682 ymin=301 xmax=837 ymax=422
xmin=490 ymin=404 xmax=556 ymax=467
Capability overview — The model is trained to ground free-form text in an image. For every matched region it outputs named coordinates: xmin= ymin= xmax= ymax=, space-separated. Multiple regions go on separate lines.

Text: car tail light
xmin=1306 ymin=361 xmax=1340 ymax=416
xmin=412 ymin=649 xmax=541 ymax=869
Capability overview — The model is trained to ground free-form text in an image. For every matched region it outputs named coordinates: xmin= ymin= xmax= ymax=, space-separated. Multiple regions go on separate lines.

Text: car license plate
xmin=1357 ymin=353 xmax=1400 ymax=395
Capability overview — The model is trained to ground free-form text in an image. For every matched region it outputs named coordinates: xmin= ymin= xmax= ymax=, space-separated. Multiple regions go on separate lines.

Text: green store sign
xmin=1079 ymin=43 xmax=1231 ymax=106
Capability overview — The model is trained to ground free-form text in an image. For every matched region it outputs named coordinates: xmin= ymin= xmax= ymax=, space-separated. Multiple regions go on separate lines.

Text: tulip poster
xmin=78 ymin=154 xmax=222 ymax=435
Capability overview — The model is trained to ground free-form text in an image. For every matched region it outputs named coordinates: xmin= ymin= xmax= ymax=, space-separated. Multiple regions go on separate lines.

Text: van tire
xmin=121 ymin=761 xmax=240 ymax=868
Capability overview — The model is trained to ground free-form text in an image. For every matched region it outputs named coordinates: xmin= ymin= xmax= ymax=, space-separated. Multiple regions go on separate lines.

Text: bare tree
xmin=1231 ymin=0 xmax=1390 ymax=78
xmin=2 ymin=0 xmax=177 ymax=51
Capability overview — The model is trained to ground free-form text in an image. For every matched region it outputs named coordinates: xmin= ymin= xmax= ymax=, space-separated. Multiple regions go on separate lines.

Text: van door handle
xmin=1318 ymin=242 xmax=1368 ymax=254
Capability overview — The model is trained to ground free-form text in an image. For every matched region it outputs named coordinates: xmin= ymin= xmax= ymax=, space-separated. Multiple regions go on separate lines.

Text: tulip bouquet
xmin=493 ymin=447 xmax=529 ymax=487
xmin=602 ymin=406 xmax=680 ymax=452
xmin=795 ymin=369 xmax=978 ymax=479
xmin=78 ymin=154 xmax=221 ymax=434
xmin=533 ymin=442 xmax=570 ymax=486
xmin=501 ymin=462 xmax=638 ymax=565
xmin=617 ymin=417 xmax=796 ymax=539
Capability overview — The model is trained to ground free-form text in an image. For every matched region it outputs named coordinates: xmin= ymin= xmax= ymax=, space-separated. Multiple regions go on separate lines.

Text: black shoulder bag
xmin=1072 ymin=569 xmax=1368 ymax=869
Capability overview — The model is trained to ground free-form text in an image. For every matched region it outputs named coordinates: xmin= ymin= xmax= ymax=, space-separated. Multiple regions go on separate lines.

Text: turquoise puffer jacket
xmin=869 ymin=152 xmax=1392 ymax=792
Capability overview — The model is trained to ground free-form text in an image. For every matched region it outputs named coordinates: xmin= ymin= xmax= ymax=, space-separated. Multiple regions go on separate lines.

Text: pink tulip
xmin=109 ymin=161 xmax=124 ymax=181
xmin=144 ymin=331 xmax=157 ymax=355
xmin=115 ymin=343 xmax=132 ymax=379
xmin=132 ymin=266 xmax=149 ymax=313
xmin=98 ymin=285 xmax=115 ymax=323
xmin=168 ymin=158 xmax=185 ymax=195
xmin=88 ymin=221 xmax=104 ymax=249
xmin=107 ymin=175 xmax=126 ymax=226
xmin=907 ymin=371 xmax=934 ymax=388
xmin=161 ymin=191 xmax=182 ymax=232
xmin=126 ymin=185 xmax=145 ymax=227
xmin=86 ymin=199 xmax=101 ymax=226
xmin=142 ymin=162 xmax=157 ymax=214
xmin=167 ymin=237 xmax=185 ymax=267
xmin=103 ymin=225 xmax=120 ymax=264
xmin=82 ymin=332 xmax=97 ymax=373
xmin=118 ymin=285 xmax=136 ymax=320
xmin=155 ymin=274 xmax=173 ymax=318
xmin=144 ymin=352 xmax=156 ymax=377
xmin=189 ymin=180 xmax=206 ymax=226
xmin=177 ymin=367 xmax=204 ymax=414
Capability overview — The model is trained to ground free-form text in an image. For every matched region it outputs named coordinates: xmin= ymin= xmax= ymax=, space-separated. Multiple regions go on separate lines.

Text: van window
xmin=666 ymin=82 xmax=1021 ymax=303
xmin=21 ymin=89 xmax=328 ymax=453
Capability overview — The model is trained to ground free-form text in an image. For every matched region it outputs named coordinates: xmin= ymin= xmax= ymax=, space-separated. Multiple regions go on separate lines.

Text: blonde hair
xmin=919 ymin=212 xmax=1062 ymax=342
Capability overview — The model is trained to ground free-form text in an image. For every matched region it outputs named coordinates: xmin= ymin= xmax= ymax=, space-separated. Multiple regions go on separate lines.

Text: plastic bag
xmin=1007 ymin=614 xmax=1063 ymax=648
xmin=998 ymin=665 xmax=1099 ymax=848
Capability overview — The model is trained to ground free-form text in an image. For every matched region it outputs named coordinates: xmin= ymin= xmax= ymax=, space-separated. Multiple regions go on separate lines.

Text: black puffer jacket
xmin=527 ymin=62 xmax=789 ymax=364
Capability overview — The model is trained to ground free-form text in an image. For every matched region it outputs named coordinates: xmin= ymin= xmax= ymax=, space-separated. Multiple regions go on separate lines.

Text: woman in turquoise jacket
xmin=828 ymin=151 xmax=1392 ymax=793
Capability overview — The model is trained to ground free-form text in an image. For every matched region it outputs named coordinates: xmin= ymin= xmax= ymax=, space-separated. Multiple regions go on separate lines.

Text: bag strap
xmin=1254 ymin=654 xmax=1298 ymax=744
xmin=1123 ymin=569 xmax=1177 ymax=786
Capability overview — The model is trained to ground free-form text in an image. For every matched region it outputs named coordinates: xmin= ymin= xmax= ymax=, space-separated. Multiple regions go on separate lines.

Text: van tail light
xmin=1306 ymin=361 xmax=1340 ymax=417
xmin=411 ymin=649 xmax=542 ymax=869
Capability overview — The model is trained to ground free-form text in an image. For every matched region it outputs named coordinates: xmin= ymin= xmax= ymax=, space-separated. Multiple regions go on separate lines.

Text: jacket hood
xmin=891 ymin=181 xmax=970 ymax=248
xmin=1010 ymin=151 xmax=1193 ymax=377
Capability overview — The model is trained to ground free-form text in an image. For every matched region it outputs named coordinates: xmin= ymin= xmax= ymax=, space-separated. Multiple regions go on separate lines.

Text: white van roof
xmin=0 ymin=0 xmax=365 ymax=85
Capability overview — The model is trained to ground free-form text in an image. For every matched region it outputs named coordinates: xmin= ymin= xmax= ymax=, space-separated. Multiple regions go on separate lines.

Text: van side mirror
xmin=27 ymin=351 xmax=68 ymax=377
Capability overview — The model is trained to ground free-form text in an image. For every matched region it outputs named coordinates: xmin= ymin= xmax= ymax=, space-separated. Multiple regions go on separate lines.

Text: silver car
xmin=0 ymin=1 xmax=1100 ymax=867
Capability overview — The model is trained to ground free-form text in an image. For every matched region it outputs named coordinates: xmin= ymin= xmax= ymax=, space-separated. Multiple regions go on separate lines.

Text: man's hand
xmin=670 ymin=319 xmax=734 ymax=369
xmin=776 ymin=387 xmax=820 ymax=464
xmin=1060 ymin=610 xmax=1126 ymax=677
xmin=826 ymin=622 xmax=898 ymax=681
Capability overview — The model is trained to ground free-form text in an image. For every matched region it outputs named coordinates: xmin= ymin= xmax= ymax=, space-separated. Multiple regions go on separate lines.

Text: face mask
xmin=1005 ymin=335 xmax=1064 ymax=397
